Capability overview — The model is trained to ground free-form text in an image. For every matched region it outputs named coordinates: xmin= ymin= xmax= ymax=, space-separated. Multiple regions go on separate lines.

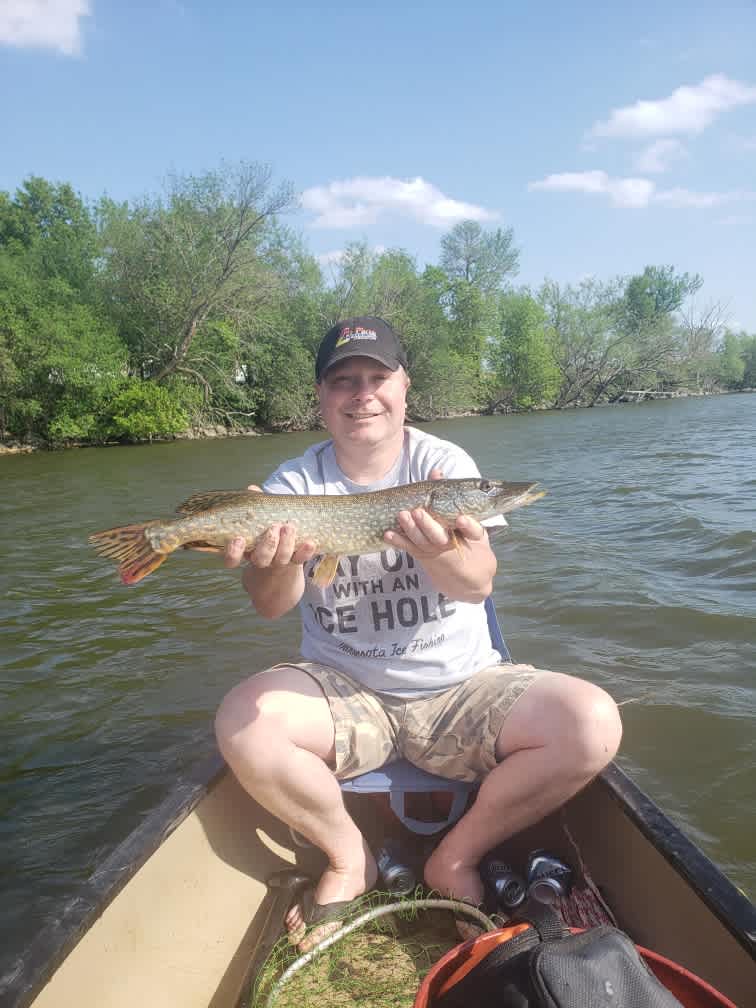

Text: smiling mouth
xmin=346 ymin=412 xmax=383 ymax=420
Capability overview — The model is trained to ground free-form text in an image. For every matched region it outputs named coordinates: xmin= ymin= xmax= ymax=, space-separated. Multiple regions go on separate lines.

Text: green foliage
xmin=0 ymin=168 xmax=749 ymax=448
xmin=741 ymin=335 xmax=756 ymax=387
xmin=0 ymin=244 xmax=126 ymax=442
xmin=489 ymin=293 xmax=560 ymax=409
xmin=440 ymin=220 xmax=519 ymax=292
xmin=714 ymin=330 xmax=756 ymax=389
xmin=106 ymin=380 xmax=190 ymax=441
xmin=0 ymin=176 xmax=99 ymax=296
xmin=621 ymin=265 xmax=702 ymax=333
xmin=97 ymin=162 xmax=294 ymax=386
xmin=409 ymin=349 xmax=488 ymax=419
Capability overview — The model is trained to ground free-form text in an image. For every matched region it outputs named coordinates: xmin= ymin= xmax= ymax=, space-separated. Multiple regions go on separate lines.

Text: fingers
xmin=429 ymin=468 xmax=444 ymax=481
xmin=223 ymin=536 xmax=249 ymax=569
xmin=385 ymin=508 xmax=451 ymax=554
xmin=249 ymin=523 xmax=290 ymax=566
xmin=455 ymin=515 xmax=485 ymax=541
xmin=383 ymin=510 xmax=486 ymax=558
xmin=225 ymin=523 xmax=317 ymax=570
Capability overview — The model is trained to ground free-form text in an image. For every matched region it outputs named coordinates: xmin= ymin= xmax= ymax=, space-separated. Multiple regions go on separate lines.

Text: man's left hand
xmin=382 ymin=468 xmax=486 ymax=560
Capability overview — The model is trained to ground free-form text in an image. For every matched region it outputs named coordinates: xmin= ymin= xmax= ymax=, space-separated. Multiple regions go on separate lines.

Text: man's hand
xmin=382 ymin=468 xmax=485 ymax=561
xmin=223 ymin=485 xmax=317 ymax=570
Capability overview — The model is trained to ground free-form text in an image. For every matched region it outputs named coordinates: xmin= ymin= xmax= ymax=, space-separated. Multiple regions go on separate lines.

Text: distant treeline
xmin=1 ymin=163 xmax=754 ymax=447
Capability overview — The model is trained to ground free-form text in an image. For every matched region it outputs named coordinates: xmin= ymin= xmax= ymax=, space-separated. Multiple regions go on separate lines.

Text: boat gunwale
xmin=1 ymin=757 xmax=753 ymax=1008
xmin=600 ymin=762 xmax=756 ymax=956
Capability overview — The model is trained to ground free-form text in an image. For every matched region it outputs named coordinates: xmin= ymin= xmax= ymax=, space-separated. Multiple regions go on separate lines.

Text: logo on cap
xmin=334 ymin=326 xmax=378 ymax=348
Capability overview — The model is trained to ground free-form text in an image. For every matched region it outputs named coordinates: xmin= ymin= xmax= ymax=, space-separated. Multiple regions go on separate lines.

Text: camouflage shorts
xmin=270 ymin=660 xmax=544 ymax=782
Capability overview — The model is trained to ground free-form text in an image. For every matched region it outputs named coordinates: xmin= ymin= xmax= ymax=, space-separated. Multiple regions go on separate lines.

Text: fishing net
xmin=250 ymin=890 xmax=461 ymax=1008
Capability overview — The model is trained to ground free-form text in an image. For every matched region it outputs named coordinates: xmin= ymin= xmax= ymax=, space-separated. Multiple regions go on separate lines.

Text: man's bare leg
xmin=424 ymin=672 xmax=622 ymax=904
xmin=215 ymin=666 xmax=376 ymax=947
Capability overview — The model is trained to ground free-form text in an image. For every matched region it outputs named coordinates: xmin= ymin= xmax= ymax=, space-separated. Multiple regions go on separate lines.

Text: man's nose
xmin=351 ymin=377 xmax=373 ymax=397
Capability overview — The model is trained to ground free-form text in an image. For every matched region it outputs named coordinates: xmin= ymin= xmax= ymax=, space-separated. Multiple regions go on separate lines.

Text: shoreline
xmin=2 ymin=388 xmax=753 ymax=456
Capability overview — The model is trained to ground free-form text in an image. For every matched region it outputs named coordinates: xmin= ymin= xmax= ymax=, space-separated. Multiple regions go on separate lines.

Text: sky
xmin=1 ymin=0 xmax=756 ymax=330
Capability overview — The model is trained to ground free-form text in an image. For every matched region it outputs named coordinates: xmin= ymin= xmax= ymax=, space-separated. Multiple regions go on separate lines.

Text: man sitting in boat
xmin=217 ymin=316 xmax=622 ymax=950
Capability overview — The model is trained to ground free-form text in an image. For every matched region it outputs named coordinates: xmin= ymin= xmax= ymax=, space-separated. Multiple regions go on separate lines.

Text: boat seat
xmin=340 ymin=759 xmax=476 ymax=835
xmin=339 ymin=597 xmax=511 ymax=835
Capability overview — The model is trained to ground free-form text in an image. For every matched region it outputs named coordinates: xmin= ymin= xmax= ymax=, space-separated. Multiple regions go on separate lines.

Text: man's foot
xmin=285 ymin=846 xmax=377 ymax=953
xmin=424 ymin=846 xmax=488 ymax=942
xmin=424 ymin=846 xmax=484 ymax=905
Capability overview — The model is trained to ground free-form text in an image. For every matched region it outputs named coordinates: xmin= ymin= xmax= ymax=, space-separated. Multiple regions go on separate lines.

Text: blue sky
xmin=2 ymin=1 xmax=756 ymax=330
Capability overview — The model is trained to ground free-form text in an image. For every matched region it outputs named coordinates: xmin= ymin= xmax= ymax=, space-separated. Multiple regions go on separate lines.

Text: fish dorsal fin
xmin=175 ymin=489 xmax=260 ymax=515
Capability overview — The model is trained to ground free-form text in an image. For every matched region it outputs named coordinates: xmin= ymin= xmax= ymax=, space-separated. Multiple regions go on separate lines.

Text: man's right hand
xmin=223 ymin=485 xmax=317 ymax=570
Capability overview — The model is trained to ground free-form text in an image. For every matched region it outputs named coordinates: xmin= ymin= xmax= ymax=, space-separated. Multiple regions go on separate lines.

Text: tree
xmin=0 ymin=251 xmax=127 ymax=442
xmin=99 ymin=162 xmax=295 ymax=387
xmin=676 ymin=301 xmax=729 ymax=390
xmin=621 ymin=265 xmax=702 ymax=331
xmin=106 ymin=381 xmax=192 ymax=441
xmin=539 ymin=278 xmax=627 ymax=407
xmin=0 ymin=176 xmax=100 ymax=297
xmin=715 ymin=331 xmax=746 ymax=388
xmin=488 ymin=293 xmax=560 ymax=409
xmin=440 ymin=221 xmax=520 ymax=293
xmin=741 ymin=334 xmax=756 ymax=388
xmin=0 ymin=179 xmax=127 ymax=442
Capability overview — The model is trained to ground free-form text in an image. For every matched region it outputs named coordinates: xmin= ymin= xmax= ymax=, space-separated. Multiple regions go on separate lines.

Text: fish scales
xmin=152 ymin=483 xmax=439 ymax=556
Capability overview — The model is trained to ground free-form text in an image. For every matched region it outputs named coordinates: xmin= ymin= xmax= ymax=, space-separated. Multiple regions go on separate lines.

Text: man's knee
xmin=497 ymin=672 xmax=622 ymax=774
xmin=215 ymin=668 xmax=337 ymax=771
xmin=558 ymin=679 xmax=622 ymax=774
xmin=215 ymin=678 xmax=279 ymax=773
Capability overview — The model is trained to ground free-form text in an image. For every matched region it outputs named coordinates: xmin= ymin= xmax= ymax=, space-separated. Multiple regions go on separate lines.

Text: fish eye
xmin=479 ymin=479 xmax=492 ymax=492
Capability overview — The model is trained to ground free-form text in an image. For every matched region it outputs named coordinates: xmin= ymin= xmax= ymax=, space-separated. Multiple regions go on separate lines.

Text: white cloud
xmin=528 ymin=171 xmax=655 ymax=208
xmin=634 ymin=138 xmax=688 ymax=174
xmin=301 ymin=176 xmax=498 ymax=230
xmin=0 ymin=0 xmax=90 ymax=55
xmin=529 ymin=170 xmax=756 ymax=210
xmin=590 ymin=74 xmax=756 ymax=139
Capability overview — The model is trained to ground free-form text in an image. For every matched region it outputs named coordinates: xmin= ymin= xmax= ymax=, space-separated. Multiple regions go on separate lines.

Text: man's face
xmin=317 ymin=356 xmax=410 ymax=448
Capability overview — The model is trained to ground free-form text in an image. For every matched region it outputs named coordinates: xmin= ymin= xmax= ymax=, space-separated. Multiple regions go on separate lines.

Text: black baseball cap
xmin=315 ymin=316 xmax=408 ymax=381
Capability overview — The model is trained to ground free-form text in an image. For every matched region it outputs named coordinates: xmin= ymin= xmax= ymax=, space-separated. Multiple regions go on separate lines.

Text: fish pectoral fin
xmin=312 ymin=554 xmax=341 ymax=588
xmin=175 ymin=490 xmax=261 ymax=515
xmin=449 ymin=529 xmax=464 ymax=557
xmin=181 ymin=541 xmax=225 ymax=554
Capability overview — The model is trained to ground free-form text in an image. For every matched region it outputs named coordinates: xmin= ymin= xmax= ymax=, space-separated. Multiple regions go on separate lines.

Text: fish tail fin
xmin=88 ymin=522 xmax=168 ymax=585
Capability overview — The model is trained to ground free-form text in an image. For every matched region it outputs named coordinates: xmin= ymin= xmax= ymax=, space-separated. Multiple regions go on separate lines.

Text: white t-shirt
xmin=263 ymin=426 xmax=504 ymax=695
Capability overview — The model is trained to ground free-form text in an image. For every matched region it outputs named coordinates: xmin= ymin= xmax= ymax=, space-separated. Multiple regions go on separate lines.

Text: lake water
xmin=1 ymin=393 xmax=754 ymax=977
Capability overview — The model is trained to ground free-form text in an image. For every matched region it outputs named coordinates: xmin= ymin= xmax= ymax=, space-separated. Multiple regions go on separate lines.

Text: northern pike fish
xmin=89 ymin=478 xmax=545 ymax=587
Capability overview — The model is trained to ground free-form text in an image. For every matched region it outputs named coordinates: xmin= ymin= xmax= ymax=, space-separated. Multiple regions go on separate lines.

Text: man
xmin=216 ymin=316 xmax=621 ymax=949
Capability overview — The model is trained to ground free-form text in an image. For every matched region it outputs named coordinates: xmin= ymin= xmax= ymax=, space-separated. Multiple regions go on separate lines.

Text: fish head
xmin=427 ymin=478 xmax=545 ymax=523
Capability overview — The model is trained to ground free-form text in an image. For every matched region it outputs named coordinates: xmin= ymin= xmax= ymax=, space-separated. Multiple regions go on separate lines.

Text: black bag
xmin=433 ymin=901 xmax=685 ymax=1008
